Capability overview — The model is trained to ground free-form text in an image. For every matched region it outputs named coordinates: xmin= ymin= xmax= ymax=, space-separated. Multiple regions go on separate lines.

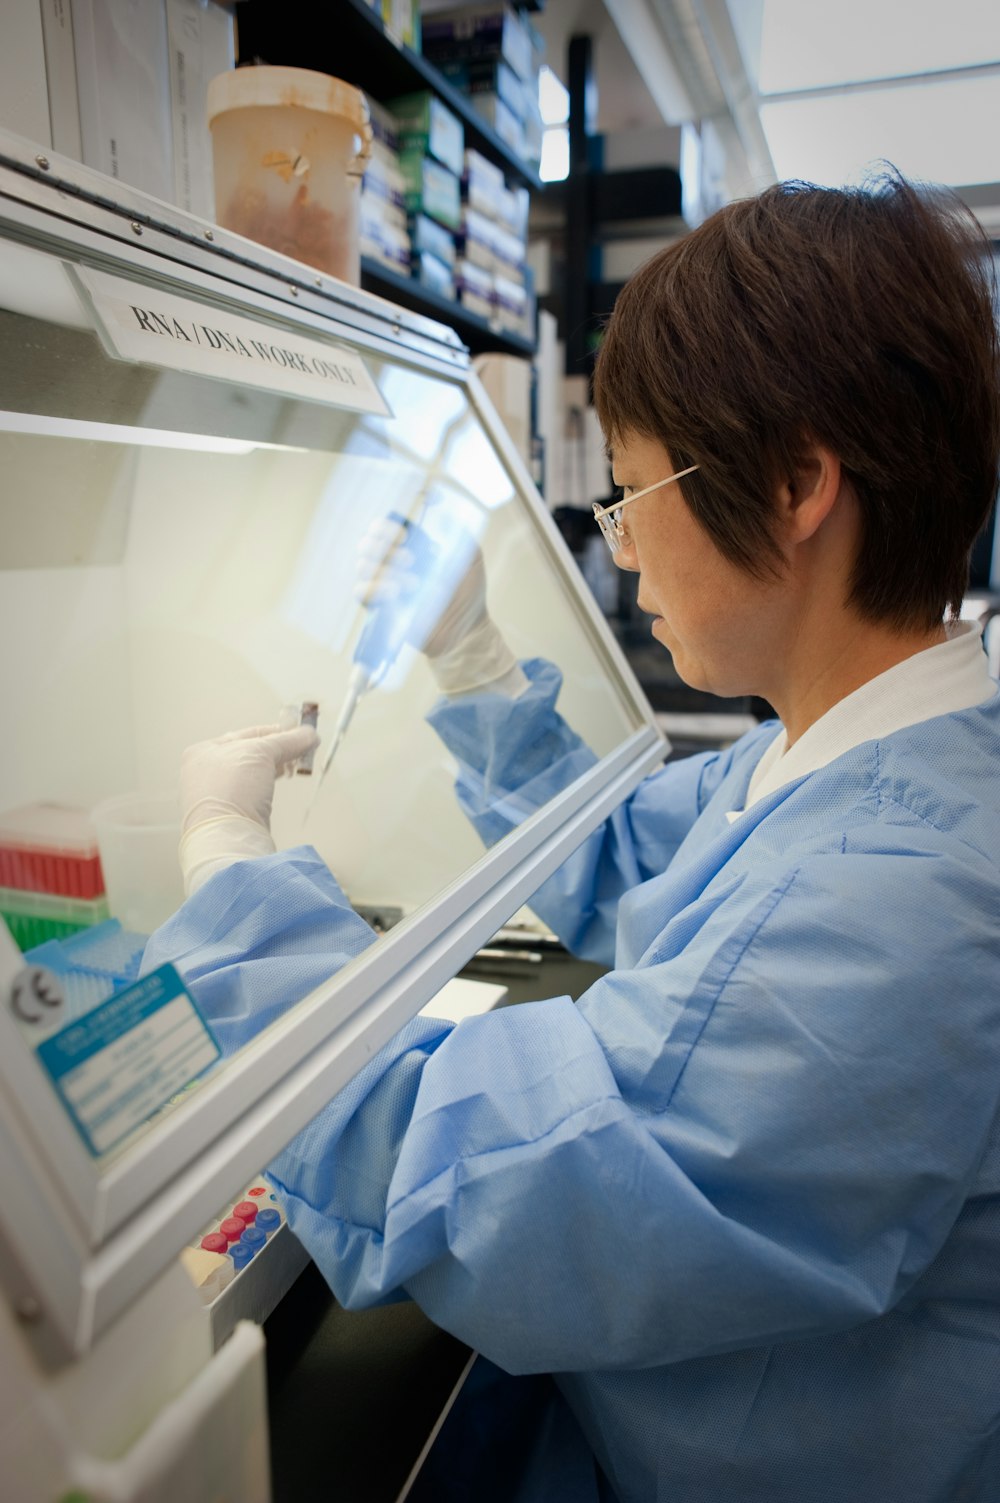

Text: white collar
xmin=726 ymin=622 xmax=995 ymax=822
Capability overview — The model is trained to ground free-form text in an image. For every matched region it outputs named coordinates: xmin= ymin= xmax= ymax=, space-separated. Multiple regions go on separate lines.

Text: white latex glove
xmin=356 ymin=518 xmax=527 ymax=696
xmin=178 ymin=722 xmax=319 ymax=897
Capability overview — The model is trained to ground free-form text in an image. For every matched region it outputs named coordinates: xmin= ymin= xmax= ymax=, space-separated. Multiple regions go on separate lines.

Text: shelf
xmin=235 ymin=0 xmax=544 ymax=192
xmin=361 ymin=257 xmax=535 ymax=357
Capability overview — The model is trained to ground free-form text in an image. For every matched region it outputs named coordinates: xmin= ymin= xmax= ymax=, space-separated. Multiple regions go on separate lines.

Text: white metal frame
xmin=0 ymin=141 xmax=668 ymax=1364
xmin=0 ymin=128 xmax=468 ymax=372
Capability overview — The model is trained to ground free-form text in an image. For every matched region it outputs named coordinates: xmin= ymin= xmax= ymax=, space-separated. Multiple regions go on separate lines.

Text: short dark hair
xmin=593 ymin=170 xmax=1000 ymax=627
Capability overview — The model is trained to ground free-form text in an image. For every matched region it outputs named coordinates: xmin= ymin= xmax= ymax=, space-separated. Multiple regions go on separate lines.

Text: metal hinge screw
xmin=35 ymin=154 xmax=50 ymax=171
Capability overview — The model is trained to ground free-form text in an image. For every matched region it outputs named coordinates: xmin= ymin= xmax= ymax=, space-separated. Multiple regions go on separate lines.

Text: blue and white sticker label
xmin=35 ymin=964 xmax=220 ymax=1157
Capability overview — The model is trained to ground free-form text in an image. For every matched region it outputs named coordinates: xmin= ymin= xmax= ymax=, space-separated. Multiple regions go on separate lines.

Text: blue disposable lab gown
xmin=145 ymin=660 xmax=1000 ymax=1502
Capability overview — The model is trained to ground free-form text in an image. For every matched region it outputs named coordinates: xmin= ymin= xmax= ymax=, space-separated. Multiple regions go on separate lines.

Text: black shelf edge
xmin=235 ymin=0 xmax=544 ymax=193
xmin=360 ymin=257 xmax=535 ymax=357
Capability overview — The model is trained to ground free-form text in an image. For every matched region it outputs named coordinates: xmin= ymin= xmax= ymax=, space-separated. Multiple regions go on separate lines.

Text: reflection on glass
xmin=0 ymin=237 xmax=646 ymax=1161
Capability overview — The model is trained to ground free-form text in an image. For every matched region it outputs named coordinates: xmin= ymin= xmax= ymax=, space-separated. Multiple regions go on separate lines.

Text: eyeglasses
xmin=592 ymin=464 xmax=700 ymax=555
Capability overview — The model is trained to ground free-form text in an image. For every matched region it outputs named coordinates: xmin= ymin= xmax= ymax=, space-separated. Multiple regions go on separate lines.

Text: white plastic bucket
xmin=91 ymin=792 xmax=185 ymax=935
xmin=207 ymin=65 xmax=372 ymax=283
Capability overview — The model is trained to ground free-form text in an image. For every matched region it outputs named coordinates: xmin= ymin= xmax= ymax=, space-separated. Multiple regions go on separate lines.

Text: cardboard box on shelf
xmin=363 ymin=144 xmax=408 ymax=226
xmin=72 ymin=0 xmax=174 ymax=202
xmin=399 ymin=151 xmax=462 ymax=230
xmin=520 ymin=89 xmax=544 ymax=170
xmin=380 ymin=0 xmax=421 ymax=51
xmin=492 ymin=220 xmax=527 ymax=278
xmin=496 ymin=181 xmax=529 ymax=236
xmin=1 ymin=0 xmax=52 ymax=149
xmin=524 ymin=10 xmax=546 ymax=79
xmin=468 ymin=91 xmax=523 ymax=156
xmin=166 ymin=0 xmax=235 ymax=219
xmin=493 ymin=269 xmax=525 ymax=324
xmin=473 ymin=350 xmax=532 ymax=465
xmin=462 ymin=146 xmax=506 ymax=219
xmin=494 ymin=265 xmax=534 ymax=340
xmin=390 ymin=90 xmax=464 ymax=178
xmin=39 ymin=0 xmax=79 ymax=155
xmin=365 ymin=96 xmax=401 ymax=155
xmin=421 ymin=4 xmax=534 ymax=84
xmin=360 ymin=198 xmax=412 ymax=273
xmin=411 ymin=211 xmax=457 ymax=269
xmin=455 ymin=255 xmax=494 ymax=320
xmin=437 ymin=57 xmax=526 ymax=117
xmin=35 ymin=0 xmax=234 ymax=218
xmin=459 ymin=204 xmax=496 ymax=271
xmin=412 ymin=249 xmax=456 ymax=300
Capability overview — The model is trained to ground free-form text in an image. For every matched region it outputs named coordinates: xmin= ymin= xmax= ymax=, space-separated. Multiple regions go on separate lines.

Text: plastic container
xmin=0 ymin=886 xmax=110 ymax=949
xmin=48 ymin=919 xmax=147 ymax=984
xmin=0 ymin=803 xmax=104 ymax=898
xmin=90 ymin=792 xmax=185 ymax=935
xmin=22 ymin=920 xmax=148 ymax=1029
xmin=207 ymin=66 xmax=372 ymax=283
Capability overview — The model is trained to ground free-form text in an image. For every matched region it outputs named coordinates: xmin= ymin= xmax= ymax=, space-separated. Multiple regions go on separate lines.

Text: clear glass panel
xmin=760 ymin=74 xmax=1000 ymax=188
xmin=759 ymin=0 xmax=1000 ymax=94
xmin=0 ymin=235 xmax=646 ymax=1161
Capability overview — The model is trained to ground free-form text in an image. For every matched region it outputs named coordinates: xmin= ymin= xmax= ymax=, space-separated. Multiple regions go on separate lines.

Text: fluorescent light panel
xmin=0 ymin=411 xmax=306 ymax=454
xmin=759 ymin=0 xmax=1000 ymax=94
xmin=760 ymin=73 xmax=1000 ymax=188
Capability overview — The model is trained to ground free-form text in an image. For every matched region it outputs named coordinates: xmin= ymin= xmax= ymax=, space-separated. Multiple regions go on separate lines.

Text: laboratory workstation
xmin=0 ymin=87 xmax=660 ymax=1503
xmin=4 ymin=3 xmax=1000 ymax=1502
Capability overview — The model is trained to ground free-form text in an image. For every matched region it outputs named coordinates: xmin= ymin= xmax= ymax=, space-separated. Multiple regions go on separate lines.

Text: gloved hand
xmin=356 ymin=517 xmax=526 ymax=696
xmin=178 ymin=722 xmax=319 ymax=897
xmin=354 ymin=516 xmax=486 ymax=656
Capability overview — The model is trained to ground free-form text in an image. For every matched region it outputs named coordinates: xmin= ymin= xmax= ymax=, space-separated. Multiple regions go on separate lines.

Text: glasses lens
xmin=594 ymin=503 xmax=622 ymax=554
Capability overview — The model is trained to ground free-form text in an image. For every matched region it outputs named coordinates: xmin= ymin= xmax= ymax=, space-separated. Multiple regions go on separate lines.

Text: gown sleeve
xmin=426 ymin=657 xmax=753 ymax=963
xmin=145 ymin=826 xmax=1000 ymax=1376
xmin=262 ymin=836 xmax=1000 ymax=1373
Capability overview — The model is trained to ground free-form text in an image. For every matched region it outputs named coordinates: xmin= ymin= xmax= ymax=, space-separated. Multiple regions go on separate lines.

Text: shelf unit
xmin=235 ymin=0 xmax=543 ymax=355
xmin=361 ymin=257 xmax=534 ymax=357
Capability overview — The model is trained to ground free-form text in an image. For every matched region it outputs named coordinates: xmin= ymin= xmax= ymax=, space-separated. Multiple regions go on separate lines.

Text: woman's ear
xmin=776 ymin=444 xmax=843 ymax=544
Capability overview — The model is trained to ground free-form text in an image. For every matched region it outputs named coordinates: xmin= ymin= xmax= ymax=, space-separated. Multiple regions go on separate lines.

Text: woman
xmin=148 ymin=172 xmax=1000 ymax=1501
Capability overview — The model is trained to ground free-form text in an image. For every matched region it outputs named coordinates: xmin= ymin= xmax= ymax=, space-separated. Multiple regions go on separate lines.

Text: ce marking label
xmin=10 ymin=967 xmax=65 ymax=1026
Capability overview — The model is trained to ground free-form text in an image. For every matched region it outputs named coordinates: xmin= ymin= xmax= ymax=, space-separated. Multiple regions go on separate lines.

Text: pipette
xmin=315 ymin=663 xmax=368 ymax=781
xmin=312 ymin=513 xmax=436 ymax=795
